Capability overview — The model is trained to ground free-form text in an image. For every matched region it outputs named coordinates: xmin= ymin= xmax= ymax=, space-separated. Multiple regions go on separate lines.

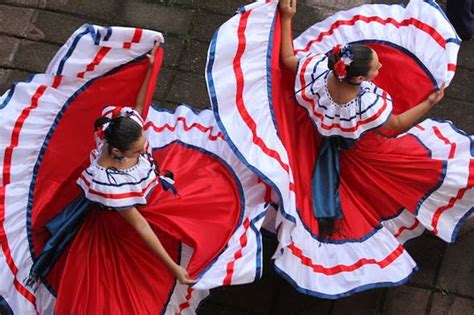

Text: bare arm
xmin=279 ymin=0 xmax=298 ymax=73
xmin=382 ymin=85 xmax=445 ymax=131
xmin=135 ymin=43 xmax=160 ymax=116
xmin=118 ymin=207 xmax=196 ymax=285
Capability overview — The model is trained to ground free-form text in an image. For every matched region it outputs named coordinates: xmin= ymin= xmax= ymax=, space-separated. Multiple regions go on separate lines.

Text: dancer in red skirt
xmin=0 ymin=25 xmax=268 ymax=314
xmin=206 ymin=0 xmax=472 ymax=298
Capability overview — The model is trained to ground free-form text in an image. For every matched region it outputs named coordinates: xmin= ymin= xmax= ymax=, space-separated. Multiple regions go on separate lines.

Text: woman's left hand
xmin=147 ymin=42 xmax=161 ymax=66
xmin=427 ymin=83 xmax=445 ymax=106
xmin=279 ymin=0 xmax=297 ymax=19
xmin=173 ymin=265 xmax=197 ymax=285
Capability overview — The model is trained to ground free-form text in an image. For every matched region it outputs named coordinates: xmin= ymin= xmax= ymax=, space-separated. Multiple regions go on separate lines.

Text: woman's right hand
xmin=173 ymin=265 xmax=197 ymax=285
xmin=147 ymin=41 xmax=160 ymax=66
xmin=279 ymin=0 xmax=297 ymax=19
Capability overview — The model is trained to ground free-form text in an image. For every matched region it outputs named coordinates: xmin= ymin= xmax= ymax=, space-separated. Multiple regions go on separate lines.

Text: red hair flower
xmin=333 ymin=59 xmax=347 ymax=80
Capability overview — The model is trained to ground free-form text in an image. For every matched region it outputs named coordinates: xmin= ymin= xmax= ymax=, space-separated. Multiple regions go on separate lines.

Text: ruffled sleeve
xmin=317 ymin=82 xmax=393 ymax=140
xmin=353 ymin=82 xmax=393 ymax=136
xmin=294 ymin=53 xmax=329 ymax=99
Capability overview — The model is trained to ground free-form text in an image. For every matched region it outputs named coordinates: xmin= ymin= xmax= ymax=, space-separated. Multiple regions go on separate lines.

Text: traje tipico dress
xmin=0 ymin=25 xmax=269 ymax=314
xmin=206 ymin=0 xmax=473 ymax=298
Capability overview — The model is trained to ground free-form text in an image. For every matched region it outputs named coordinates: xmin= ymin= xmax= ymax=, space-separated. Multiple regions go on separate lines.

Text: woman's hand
xmin=279 ymin=0 xmax=298 ymax=72
xmin=173 ymin=265 xmax=197 ymax=285
xmin=135 ymin=41 xmax=161 ymax=114
xmin=279 ymin=0 xmax=297 ymax=20
xmin=426 ymin=83 xmax=445 ymax=106
xmin=147 ymin=42 xmax=160 ymax=66
xmin=381 ymin=83 xmax=447 ymax=131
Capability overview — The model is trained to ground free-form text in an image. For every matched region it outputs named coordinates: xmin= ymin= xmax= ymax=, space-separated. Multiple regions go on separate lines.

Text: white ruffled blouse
xmin=295 ymin=54 xmax=393 ymax=140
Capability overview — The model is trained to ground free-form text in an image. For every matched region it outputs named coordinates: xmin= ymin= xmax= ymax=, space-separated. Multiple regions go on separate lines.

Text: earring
xmin=112 ymin=154 xmax=125 ymax=162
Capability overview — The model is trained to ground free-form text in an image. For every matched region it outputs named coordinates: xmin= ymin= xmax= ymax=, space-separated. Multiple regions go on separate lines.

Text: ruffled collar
xmin=322 ymin=73 xmax=366 ymax=108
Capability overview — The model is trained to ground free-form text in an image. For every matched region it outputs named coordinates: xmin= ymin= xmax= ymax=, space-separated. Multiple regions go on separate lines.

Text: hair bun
xmin=326 ymin=44 xmax=373 ymax=80
xmin=94 ymin=116 xmax=111 ymax=130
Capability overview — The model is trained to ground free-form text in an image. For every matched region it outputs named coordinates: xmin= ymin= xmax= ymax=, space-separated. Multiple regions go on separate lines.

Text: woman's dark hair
xmin=327 ymin=44 xmax=374 ymax=79
xmin=94 ymin=116 xmax=142 ymax=153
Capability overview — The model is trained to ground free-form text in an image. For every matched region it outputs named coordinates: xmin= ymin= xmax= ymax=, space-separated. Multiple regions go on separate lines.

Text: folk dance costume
xmin=0 ymin=26 xmax=269 ymax=314
xmin=207 ymin=0 xmax=473 ymax=298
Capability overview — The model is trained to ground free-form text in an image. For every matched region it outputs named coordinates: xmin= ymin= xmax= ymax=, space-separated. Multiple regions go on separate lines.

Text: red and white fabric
xmin=1 ymin=23 xmax=163 ymax=314
xmin=206 ymin=0 xmax=472 ymax=299
xmin=0 ymin=24 xmax=267 ymax=314
xmin=275 ymin=119 xmax=473 ymax=298
xmin=144 ymin=105 xmax=269 ymax=291
xmin=206 ymin=0 xmax=296 ymax=251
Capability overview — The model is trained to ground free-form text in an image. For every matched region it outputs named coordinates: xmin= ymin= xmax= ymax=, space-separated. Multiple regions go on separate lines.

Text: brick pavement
xmin=0 ymin=0 xmax=472 ymax=314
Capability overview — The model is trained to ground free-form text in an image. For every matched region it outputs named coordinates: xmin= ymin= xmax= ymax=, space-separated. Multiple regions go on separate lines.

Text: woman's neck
xmin=327 ymin=72 xmax=361 ymax=105
xmin=97 ymin=145 xmax=118 ymax=169
xmin=97 ymin=144 xmax=138 ymax=170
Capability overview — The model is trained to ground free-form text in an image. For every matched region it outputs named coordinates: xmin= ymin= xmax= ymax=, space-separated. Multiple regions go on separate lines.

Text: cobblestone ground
xmin=1 ymin=0 xmax=473 ymax=314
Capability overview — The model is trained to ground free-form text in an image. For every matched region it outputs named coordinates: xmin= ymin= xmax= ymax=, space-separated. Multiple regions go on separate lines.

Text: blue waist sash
xmin=26 ymin=195 xmax=93 ymax=289
xmin=311 ymin=137 xmax=354 ymax=236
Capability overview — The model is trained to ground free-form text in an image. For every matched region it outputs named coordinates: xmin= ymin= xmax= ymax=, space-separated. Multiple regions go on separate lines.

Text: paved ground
xmin=0 ymin=0 xmax=473 ymax=314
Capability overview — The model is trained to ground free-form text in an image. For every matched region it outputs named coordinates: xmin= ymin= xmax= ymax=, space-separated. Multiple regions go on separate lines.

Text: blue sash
xmin=311 ymin=137 xmax=355 ymax=236
xmin=26 ymin=195 xmax=92 ymax=289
